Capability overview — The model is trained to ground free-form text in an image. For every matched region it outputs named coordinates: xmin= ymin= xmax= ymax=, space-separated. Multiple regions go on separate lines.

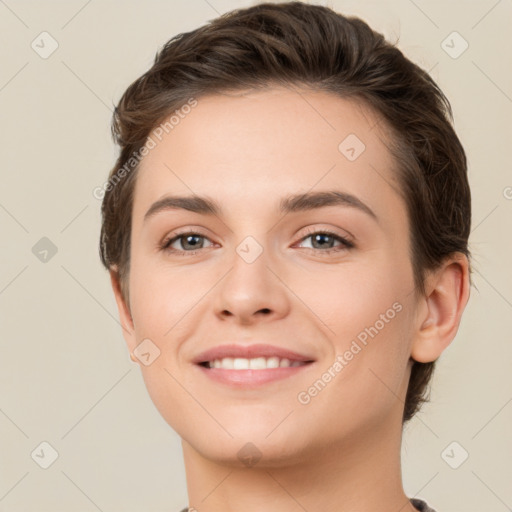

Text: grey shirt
xmin=411 ymin=498 xmax=437 ymax=511
xmin=179 ymin=498 xmax=436 ymax=511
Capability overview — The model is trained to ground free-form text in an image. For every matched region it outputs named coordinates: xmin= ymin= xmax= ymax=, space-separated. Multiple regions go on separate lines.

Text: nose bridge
xmin=228 ymin=232 xmax=274 ymax=297
xmin=214 ymin=231 xmax=289 ymax=322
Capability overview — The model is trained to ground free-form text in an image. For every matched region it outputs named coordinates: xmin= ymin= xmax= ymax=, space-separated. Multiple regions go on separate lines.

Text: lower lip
xmin=195 ymin=363 xmax=314 ymax=387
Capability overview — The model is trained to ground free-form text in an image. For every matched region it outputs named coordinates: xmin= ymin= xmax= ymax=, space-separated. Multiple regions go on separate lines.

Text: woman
xmin=99 ymin=3 xmax=471 ymax=511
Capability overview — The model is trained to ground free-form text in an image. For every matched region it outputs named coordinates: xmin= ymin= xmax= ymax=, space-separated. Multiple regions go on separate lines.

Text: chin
xmin=188 ymin=435 xmax=312 ymax=469
xmin=179 ymin=415 xmax=320 ymax=469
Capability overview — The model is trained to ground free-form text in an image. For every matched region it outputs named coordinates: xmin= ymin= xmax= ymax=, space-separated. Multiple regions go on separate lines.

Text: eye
xmin=160 ymin=231 xmax=214 ymax=255
xmin=295 ymin=228 xmax=354 ymax=254
xmin=159 ymin=228 xmax=354 ymax=256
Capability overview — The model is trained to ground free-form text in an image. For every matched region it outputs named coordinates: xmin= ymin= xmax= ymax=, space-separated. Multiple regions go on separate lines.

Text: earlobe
xmin=411 ymin=254 xmax=470 ymax=363
xmin=109 ymin=268 xmax=138 ymax=354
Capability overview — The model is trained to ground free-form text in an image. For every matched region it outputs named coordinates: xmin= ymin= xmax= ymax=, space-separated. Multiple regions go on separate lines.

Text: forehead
xmin=133 ymin=87 xmax=404 ymax=225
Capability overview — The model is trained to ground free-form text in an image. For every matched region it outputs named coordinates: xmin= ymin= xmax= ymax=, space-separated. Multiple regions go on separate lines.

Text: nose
xmin=214 ymin=244 xmax=291 ymax=326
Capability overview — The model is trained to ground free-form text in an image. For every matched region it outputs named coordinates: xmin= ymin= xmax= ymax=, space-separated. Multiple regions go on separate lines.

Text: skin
xmin=110 ymin=86 xmax=470 ymax=512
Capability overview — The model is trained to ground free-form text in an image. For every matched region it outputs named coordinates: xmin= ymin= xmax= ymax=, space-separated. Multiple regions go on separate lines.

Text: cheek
xmin=301 ymin=309 xmax=412 ymax=440
xmin=129 ymin=259 xmax=207 ymax=335
xmin=306 ymin=262 xmax=413 ymax=396
xmin=296 ymin=258 xmax=402 ymax=336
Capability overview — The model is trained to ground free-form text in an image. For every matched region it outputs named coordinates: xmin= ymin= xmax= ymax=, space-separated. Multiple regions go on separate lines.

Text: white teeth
xmin=207 ymin=357 xmax=307 ymax=370
xmin=233 ymin=358 xmax=249 ymax=370
xmin=266 ymin=357 xmax=280 ymax=368
xmin=220 ymin=357 xmax=234 ymax=369
xmin=249 ymin=357 xmax=267 ymax=369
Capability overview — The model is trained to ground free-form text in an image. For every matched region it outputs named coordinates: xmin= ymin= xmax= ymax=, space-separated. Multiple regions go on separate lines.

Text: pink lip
xmin=196 ymin=364 xmax=314 ymax=387
xmin=192 ymin=343 xmax=315 ymax=364
xmin=192 ymin=343 xmax=316 ymax=388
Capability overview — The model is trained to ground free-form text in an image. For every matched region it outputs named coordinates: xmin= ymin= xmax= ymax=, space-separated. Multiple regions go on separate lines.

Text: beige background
xmin=0 ymin=0 xmax=511 ymax=511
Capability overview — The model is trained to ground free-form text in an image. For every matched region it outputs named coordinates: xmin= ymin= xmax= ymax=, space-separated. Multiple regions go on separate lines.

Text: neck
xmin=181 ymin=409 xmax=417 ymax=512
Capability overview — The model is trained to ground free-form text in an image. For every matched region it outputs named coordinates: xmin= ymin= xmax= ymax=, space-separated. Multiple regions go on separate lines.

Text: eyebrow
xmin=143 ymin=190 xmax=378 ymax=223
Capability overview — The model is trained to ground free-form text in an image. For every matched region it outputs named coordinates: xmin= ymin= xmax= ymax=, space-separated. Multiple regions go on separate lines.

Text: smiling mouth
xmin=198 ymin=357 xmax=314 ymax=370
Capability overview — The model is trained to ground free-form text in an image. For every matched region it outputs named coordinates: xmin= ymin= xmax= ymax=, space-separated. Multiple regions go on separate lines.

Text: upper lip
xmin=192 ymin=344 xmax=316 ymax=364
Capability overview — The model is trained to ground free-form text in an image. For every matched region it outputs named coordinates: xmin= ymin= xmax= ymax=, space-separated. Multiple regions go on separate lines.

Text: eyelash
xmin=298 ymin=227 xmax=354 ymax=254
xmin=159 ymin=227 xmax=354 ymax=256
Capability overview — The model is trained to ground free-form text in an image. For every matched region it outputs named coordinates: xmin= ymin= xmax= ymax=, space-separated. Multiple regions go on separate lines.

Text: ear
xmin=411 ymin=253 xmax=471 ymax=363
xmin=109 ymin=268 xmax=139 ymax=361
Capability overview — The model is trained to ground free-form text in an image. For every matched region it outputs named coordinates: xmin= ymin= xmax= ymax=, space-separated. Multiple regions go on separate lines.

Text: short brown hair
xmin=99 ymin=1 xmax=472 ymax=424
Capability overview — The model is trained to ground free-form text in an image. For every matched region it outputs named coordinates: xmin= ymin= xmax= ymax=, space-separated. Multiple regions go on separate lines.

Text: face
xmin=115 ymin=87 xmax=423 ymax=466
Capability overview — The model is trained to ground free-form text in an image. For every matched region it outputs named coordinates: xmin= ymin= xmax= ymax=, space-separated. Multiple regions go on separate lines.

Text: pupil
xmin=185 ymin=235 xmax=201 ymax=249
xmin=314 ymin=234 xmax=332 ymax=248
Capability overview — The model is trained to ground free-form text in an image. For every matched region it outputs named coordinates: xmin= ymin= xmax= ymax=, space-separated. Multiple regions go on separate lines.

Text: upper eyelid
xmin=298 ymin=226 xmax=353 ymax=242
xmin=162 ymin=228 xmax=213 ymax=245
xmin=162 ymin=227 xmax=353 ymax=250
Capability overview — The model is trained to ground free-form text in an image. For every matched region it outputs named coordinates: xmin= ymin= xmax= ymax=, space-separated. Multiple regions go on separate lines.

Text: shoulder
xmin=411 ymin=498 xmax=438 ymax=512
xmin=180 ymin=502 xmax=436 ymax=512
